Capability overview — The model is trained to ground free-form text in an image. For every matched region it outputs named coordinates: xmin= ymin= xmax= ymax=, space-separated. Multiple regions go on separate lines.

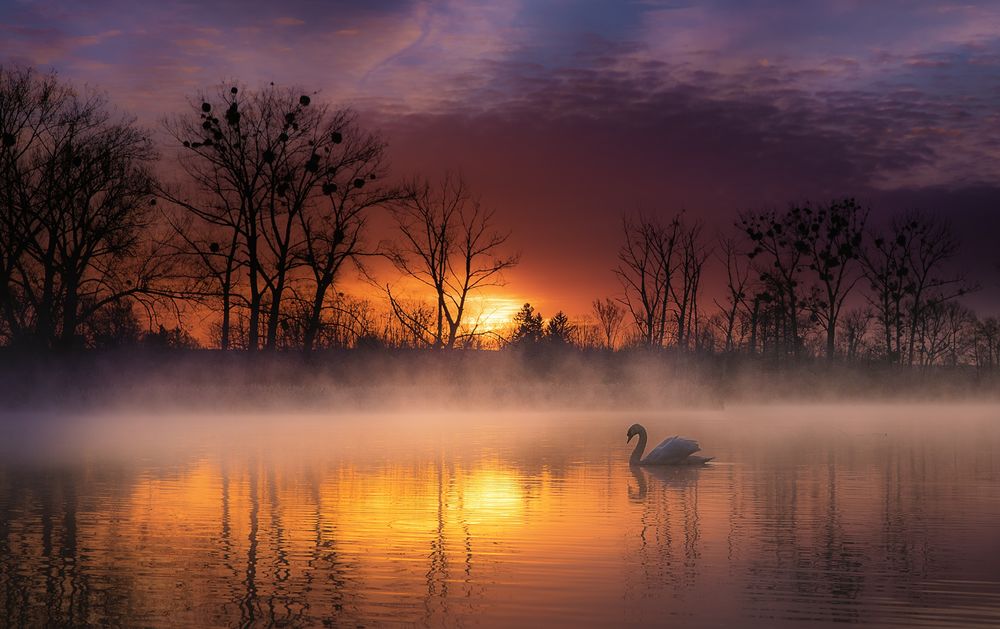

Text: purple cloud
xmin=2 ymin=0 xmax=998 ymax=311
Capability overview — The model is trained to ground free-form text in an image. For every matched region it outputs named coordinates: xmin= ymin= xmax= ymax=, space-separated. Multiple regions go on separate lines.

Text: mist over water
xmin=2 ymin=361 xmax=999 ymax=628
xmin=5 ymin=1 xmax=1000 ymax=625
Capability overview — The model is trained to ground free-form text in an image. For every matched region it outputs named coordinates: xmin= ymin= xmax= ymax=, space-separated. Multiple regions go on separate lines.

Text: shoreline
xmin=2 ymin=348 xmax=997 ymax=412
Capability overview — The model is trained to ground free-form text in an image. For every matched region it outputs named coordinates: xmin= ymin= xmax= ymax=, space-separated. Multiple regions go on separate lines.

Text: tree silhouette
xmin=545 ymin=311 xmax=575 ymax=346
xmin=386 ymin=174 xmax=519 ymax=349
xmin=862 ymin=219 xmax=911 ymax=364
xmin=713 ymin=237 xmax=751 ymax=353
xmin=799 ymin=199 xmax=866 ymax=360
xmin=862 ymin=211 xmax=971 ymax=365
xmin=740 ymin=207 xmax=810 ymax=358
xmin=0 ymin=65 xmax=168 ymax=348
xmin=0 ymin=63 xmax=997 ymax=367
xmin=975 ymin=317 xmax=1000 ymax=369
xmin=164 ymin=83 xmax=394 ymax=350
xmin=671 ymin=219 xmax=710 ymax=351
xmin=592 ymin=298 xmax=625 ymax=349
xmin=838 ymin=307 xmax=873 ymax=361
xmin=509 ymin=303 xmax=544 ymax=347
xmin=615 ymin=214 xmax=679 ymax=348
xmin=895 ymin=211 xmax=972 ymax=365
xmin=295 ymin=117 xmax=401 ymax=351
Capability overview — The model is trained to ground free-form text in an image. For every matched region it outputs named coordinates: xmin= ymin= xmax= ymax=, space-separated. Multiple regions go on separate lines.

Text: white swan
xmin=627 ymin=423 xmax=713 ymax=466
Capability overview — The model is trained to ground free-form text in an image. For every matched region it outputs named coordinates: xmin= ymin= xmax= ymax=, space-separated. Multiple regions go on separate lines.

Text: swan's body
xmin=627 ymin=423 xmax=713 ymax=466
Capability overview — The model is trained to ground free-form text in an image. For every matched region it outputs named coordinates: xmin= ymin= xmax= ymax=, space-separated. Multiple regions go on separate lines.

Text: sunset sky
xmin=3 ymin=0 xmax=999 ymax=315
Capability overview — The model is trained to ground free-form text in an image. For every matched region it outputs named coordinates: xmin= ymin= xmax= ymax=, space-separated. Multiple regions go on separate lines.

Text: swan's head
xmin=626 ymin=423 xmax=644 ymax=443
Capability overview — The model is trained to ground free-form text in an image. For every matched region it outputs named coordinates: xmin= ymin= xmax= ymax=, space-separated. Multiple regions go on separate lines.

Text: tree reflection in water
xmin=0 ymin=408 xmax=998 ymax=627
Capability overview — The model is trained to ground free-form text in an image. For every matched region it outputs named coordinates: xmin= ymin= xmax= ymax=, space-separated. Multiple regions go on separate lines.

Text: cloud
xmin=2 ymin=0 xmax=998 ymax=310
xmin=0 ymin=23 xmax=123 ymax=63
xmin=372 ymin=47 xmax=1000 ymax=311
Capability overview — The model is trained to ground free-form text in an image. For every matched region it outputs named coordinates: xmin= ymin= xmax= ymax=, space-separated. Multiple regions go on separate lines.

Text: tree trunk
xmin=220 ymin=233 xmax=240 ymax=351
xmin=302 ymin=274 xmax=332 ymax=353
xmin=266 ymin=279 xmax=285 ymax=350
xmin=59 ymin=273 xmax=79 ymax=349
xmin=247 ymin=229 xmax=261 ymax=352
xmin=220 ymin=289 xmax=231 ymax=351
xmin=749 ymin=298 xmax=760 ymax=355
xmin=787 ymin=292 xmax=799 ymax=359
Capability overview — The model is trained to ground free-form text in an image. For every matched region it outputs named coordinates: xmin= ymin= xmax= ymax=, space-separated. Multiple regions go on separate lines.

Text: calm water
xmin=1 ymin=404 xmax=999 ymax=627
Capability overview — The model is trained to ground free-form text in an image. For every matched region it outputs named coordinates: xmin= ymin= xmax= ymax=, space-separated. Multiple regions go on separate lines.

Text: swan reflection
xmin=1 ymin=408 xmax=998 ymax=628
xmin=628 ymin=462 xmax=705 ymax=501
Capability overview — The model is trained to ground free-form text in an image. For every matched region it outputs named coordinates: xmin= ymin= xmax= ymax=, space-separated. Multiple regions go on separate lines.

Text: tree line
xmin=0 ymin=66 xmax=514 ymax=352
xmin=595 ymin=202 xmax=996 ymax=370
xmin=1 ymin=66 xmax=997 ymax=369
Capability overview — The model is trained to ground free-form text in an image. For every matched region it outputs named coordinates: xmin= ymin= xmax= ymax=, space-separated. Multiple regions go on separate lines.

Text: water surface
xmin=1 ymin=404 xmax=999 ymax=627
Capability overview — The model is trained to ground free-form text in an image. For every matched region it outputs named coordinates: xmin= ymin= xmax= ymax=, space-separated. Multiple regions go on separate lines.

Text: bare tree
xmin=386 ymin=174 xmax=519 ymax=349
xmin=671 ymin=220 xmax=710 ymax=351
xmin=838 ymin=307 xmax=873 ymax=362
xmin=164 ymin=84 xmax=394 ymax=350
xmin=863 ymin=211 xmax=971 ymax=365
xmin=0 ymin=66 xmax=65 ymax=343
xmin=295 ymin=118 xmax=401 ymax=352
xmin=164 ymin=83 xmax=290 ymax=350
xmin=942 ymin=302 xmax=977 ymax=367
xmin=898 ymin=211 xmax=970 ymax=366
xmin=615 ymin=214 xmax=680 ymax=348
xmin=800 ymin=199 xmax=867 ymax=360
xmin=713 ymin=236 xmax=751 ymax=353
xmin=0 ymin=65 xmax=168 ymax=349
xmin=572 ymin=314 xmax=604 ymax=349
xmin=157 ymin=206 xmax=243 ymax=349
xmin=862 ymin=222 xmax=910 ymax=364
xmin=591 ymin=297 xmax=625 ymax=349
xmin=740 ymin=207 xmax=809 ymax=359
xmin=973 ymin=317 xmax=1000 ymax=370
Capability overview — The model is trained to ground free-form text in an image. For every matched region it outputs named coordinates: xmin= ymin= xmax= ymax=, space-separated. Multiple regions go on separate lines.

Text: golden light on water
xmin=4 ymin=407 xmax=1000 ymax=626
xmin=461 ymin=468 xmax=524 ymax=519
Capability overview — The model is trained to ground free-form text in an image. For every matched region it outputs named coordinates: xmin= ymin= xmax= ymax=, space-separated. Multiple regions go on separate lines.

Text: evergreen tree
xmin=545 ymin=311 xmax=575 ymax=345
xmin=510 ymin=303 xmax=543 ymax=346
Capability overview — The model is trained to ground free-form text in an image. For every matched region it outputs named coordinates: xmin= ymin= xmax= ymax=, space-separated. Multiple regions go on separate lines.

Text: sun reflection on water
xmin=461 ymin=468 xmax=524 ymax=520
xmin=1 ymin=407 xmax=1000 ymax=627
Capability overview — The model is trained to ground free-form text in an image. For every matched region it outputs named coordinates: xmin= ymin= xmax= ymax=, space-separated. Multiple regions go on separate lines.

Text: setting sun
xmin=465 ymin=296 xmax=524 ymax=335
xmin=3 ymin=1 xmax=1000 ymax=627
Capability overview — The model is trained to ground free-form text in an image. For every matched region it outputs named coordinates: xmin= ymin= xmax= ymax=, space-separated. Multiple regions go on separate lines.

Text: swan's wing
xmin=644 ymin=436 xmax=701 ymax=464
xmin=683 ymin=455 xmax=714 ymax=465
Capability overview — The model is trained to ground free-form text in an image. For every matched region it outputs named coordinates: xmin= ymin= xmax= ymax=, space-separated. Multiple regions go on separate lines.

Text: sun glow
xmin=464 ymin=295 xmax=523 ymax=334
xmin=462 ymin=469 xmax=524 ymax=520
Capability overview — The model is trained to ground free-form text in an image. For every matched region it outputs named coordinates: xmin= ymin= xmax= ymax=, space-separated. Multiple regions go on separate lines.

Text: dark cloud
xmin=2 ymin=0 xmax=999 ymax=312
xmin=376 ymin=55 xmax=1000 ymax=312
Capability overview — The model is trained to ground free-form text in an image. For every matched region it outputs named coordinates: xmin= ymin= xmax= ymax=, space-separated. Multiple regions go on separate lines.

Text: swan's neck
xmin=630 ymin=428 xmax=647 ymax=465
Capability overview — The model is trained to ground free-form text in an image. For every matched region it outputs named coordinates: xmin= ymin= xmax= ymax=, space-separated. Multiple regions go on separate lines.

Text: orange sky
xmin=3 ymin=0 xmax=1000 ymax=317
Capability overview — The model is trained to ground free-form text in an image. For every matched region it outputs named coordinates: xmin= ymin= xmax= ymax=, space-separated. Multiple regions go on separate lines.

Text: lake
xmin=1 ymin=403 xmax=999 ymax=627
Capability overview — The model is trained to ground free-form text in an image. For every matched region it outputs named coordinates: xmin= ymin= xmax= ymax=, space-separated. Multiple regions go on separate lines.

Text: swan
xmin=627 ymin=423 xmax=713 ymax=466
